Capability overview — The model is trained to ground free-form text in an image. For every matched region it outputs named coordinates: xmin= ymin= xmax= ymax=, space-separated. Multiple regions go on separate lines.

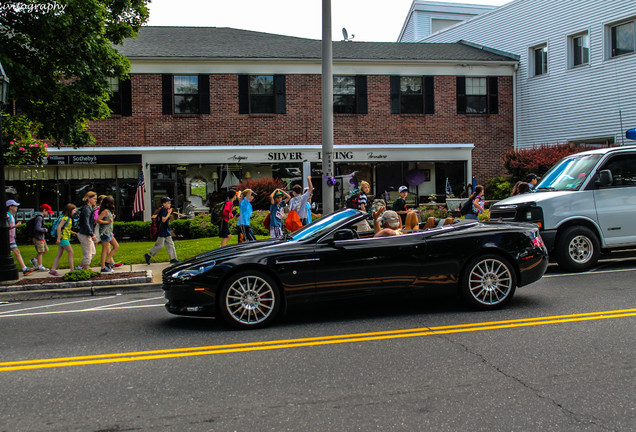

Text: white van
xmin=490 ymin=145 xmax=636 ymax=271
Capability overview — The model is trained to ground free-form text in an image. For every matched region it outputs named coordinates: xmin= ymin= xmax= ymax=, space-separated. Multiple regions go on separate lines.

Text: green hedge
xmin=13 ymin=212 xmax=273 ymax=243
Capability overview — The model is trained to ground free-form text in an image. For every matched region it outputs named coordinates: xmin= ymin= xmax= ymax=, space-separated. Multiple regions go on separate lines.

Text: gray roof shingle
xmin=118 ymin=26 xmax=518 ymax=62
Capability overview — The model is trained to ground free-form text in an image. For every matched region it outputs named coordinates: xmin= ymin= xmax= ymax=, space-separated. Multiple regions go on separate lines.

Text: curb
xmin=0 ymin=269 xmax=163 ymax=302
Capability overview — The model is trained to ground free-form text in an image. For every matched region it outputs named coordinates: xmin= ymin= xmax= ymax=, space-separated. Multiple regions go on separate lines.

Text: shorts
xmin=9 ymin=242 xmax=18 ymax=251
xmin=100 ymin=234 xmax=113 ymax=243
xmin=60 ymin=239 xmax=71 ymax=247
xmin=219 ymin=220 xmax=231 ymax=238
xmin=33 ymin=238 xmax=49 ymax=254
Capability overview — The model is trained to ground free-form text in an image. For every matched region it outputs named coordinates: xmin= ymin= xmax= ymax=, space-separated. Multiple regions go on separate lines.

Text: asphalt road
xmin=0 ymin=257 xmax=634 ymax=432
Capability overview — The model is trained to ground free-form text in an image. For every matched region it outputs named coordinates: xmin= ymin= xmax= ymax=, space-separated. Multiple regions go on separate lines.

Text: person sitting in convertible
xmin=373 ymin=207 xmax=402 ymax=237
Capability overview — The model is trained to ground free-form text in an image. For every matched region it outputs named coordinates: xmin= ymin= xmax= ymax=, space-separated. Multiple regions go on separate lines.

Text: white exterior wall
xmin=423 ymin=0 xmax=636 ymax=149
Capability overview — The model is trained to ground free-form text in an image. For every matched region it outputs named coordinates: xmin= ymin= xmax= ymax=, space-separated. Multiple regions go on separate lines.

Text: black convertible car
xmin=163 ymin=209 xmax=548 ymax=329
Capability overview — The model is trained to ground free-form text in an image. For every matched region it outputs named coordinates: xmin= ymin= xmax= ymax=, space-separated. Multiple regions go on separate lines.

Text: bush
xmin=113 ymin=221 xmax=149 ymax=240
xmin=235 ymin=178 xmax=288 ymax=210
xmin=485 ymin=175 xmax=513 ymax=201
xmin=189 ymin=214 xmax=218 ymax=238
xmin=63 ymin=269 xmax=101 ymax=282
xmin=502 ymin=143 xmax=592 ymax=181
xmin=417 ymin=206 xmax=452 ymax=220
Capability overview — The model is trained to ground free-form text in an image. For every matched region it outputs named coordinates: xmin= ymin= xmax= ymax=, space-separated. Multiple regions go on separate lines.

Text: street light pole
xmin=321 ymin=0 xmax=334 ymax=215
xmin=0 ymin=61 xmax=19 ymax=282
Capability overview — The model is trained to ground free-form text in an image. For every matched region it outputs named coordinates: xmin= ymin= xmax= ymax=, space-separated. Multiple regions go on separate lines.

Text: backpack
xmin=210 ymin=202 xmax=225 ymax=225
xmin=25 ymin=216 xmax=38 ymax=239
xmin=263 ymin=213 xmax=271 ymax=231
xmin=50 ymin=215 xmax=68 ymax=239
xmin=460 ymin=198 xmax=473 ymax=216
xmin=345 ymin=193 xmax=361 ymax=209
xmin=149 ymin=215 xmax=160 ymax=240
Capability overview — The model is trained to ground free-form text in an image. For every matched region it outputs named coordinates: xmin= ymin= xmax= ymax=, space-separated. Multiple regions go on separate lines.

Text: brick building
xmin=10 ymin=27 xmax=518 ymax=220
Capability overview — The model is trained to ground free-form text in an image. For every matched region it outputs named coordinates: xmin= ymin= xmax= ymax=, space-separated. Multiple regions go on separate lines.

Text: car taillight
xmin=531 ymin=235 xmax=545 ymax=248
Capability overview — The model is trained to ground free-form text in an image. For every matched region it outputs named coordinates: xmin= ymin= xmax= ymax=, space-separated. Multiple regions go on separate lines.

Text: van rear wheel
xmin=556 ymin=226 xmax=600 ymax=272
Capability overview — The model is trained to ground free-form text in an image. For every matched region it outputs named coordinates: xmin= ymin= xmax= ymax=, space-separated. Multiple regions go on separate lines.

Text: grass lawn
xmin=14 ymin=235 xmax=269 ymax=270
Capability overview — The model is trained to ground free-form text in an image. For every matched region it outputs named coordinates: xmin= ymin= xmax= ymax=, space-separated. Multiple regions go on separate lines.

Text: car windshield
xmin=536 ymin=154 xmax=602 ymax=191
xmin=289 ymin=209 xmax=359 ymax=241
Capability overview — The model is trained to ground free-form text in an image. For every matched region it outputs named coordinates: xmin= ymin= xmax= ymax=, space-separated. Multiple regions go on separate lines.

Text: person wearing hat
xmin=268 ymin=188 xmax=290 ymax=239
xmin=6 ymin=199 xmax=34 ymax=276
xmin=144 ymin=197 xmax=180 ymax=264
xmin=372 ymin=206 xmax=402 ymax=237
xmin=31 ymin=204 xmax=51 ymax=271
xmin=237 ymin=189 xmax=256 ymax=243
xmin=392 ymin=186 xmax=410 ymax=227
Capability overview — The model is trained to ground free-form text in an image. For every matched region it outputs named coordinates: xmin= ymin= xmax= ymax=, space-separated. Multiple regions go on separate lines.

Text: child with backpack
xmin=30 ymin=204 xmax=51 ymax=272
xmin=219 ymin=190 xmax=239 ymax=247
xmin=144 ymin=197 xmax=180 ymax=264
xmin=268 ymin=188 xmax=290 ymax=239
xmin=48 ymin=203 xmax=76 ymax=276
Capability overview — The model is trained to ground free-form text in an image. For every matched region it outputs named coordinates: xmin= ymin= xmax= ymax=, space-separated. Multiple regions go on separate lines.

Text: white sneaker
xmin=31 ymin=258 xmax=38 ymax=267
xmin=38 ymin=266 xmax=49 ymax=272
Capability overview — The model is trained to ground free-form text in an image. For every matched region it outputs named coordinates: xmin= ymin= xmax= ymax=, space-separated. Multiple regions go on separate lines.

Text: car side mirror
xmin=333 ymin=229 xmax=355 ymax=241
xmin=597 ymin=169 xmax=613 ymax=188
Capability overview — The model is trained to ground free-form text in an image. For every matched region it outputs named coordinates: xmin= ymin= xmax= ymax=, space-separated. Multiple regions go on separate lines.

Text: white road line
xmin=0 ymin=304 xmax=165 ymax=318
xmin=85 ymin=296 xmax=165 ymax=311
xmin=544 ymin=267 xmax=636 ymax=278
xmin=0 ymin=296 xmax=117 ymax=315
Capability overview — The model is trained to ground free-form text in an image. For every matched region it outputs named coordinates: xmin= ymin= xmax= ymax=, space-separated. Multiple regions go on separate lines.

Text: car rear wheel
xmin=461 ymin=255 xmax=516 ymax=309
xmin=555 ymin=226 xmax=600 ymax=272
xmin=219 ymin=271 xmax=281 ymax=329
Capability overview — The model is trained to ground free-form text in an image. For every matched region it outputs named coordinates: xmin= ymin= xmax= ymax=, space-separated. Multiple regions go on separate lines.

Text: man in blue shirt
xmin=237 ymin=189 xmax=256 ymax=243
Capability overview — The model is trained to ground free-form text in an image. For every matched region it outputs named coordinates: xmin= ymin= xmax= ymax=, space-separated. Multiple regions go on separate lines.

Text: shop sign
xmin=45 ymin=154 xmax=142 ymax=165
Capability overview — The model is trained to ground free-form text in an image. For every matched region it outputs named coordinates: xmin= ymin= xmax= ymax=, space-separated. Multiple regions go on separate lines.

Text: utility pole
xmin=321 ymin=0 xmax=334 ymax=215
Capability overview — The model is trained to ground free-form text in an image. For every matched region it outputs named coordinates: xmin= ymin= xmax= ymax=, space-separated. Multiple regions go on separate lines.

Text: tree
xmin=0 ymin=0 xmax=149 ymax=147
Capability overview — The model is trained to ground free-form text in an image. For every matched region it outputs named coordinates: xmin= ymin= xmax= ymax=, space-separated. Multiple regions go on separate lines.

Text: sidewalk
xmin=0 ymin=262 xmax=171 ymax=302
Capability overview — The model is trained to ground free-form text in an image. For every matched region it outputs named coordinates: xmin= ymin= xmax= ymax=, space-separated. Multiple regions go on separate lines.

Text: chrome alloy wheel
xmin=467 ymin=258 xmax=514 ymax=306
xmin=225 ymin=275 xmax=276 ymax=326
xmin=568 ymin=235 xmax=594 ymax=264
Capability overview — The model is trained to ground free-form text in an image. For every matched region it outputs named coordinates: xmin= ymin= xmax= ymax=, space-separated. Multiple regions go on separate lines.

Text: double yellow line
xmin=2 ymin=309 xmax=634 ymax=372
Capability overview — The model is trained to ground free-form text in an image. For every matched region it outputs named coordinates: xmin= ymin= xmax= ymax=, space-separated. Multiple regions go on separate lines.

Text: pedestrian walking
xmin=49 ymin=203 xmax=76 ymax=277
xmin=93 ymin=194 xmax=122 ymax=269
xmin=145 ymin=197 xmax=180 ymax=264
xmin=464 ymin=185 xmax=485 ymax=221
xmin=30 ymin=204 xmax=51 ymax=272
xmin=6 ymin=199 xmax=34 ymax=276
xmin=77 ymin=191 xmax=97 ymax=270
xmin=268 ymin=188 xmax=290 ymax=239
xmin=96 ymin=196 xmax=119 ymax=273
xmin=237 ymin=189 xmax=256 ymax=243
xmin=219 ymin=190 xmax=239 ymax=247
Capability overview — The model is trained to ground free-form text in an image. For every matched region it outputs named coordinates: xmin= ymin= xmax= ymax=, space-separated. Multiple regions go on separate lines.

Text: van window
xmin=599 ymin=154 xmax=636 ymax=187
xmin=537 ymin=154 xmax=601 ymax=191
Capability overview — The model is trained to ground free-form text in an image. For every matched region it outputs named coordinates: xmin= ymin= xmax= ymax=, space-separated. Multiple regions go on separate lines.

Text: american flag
xmin=132 ymin=170 xmax=145 ymax=215
xmin=445 ymin=178 xmax=453 ymax=198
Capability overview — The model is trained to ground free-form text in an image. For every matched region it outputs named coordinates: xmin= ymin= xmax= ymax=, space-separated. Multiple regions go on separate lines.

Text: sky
xmin=146 ymin=0 xmax=511 ymax=42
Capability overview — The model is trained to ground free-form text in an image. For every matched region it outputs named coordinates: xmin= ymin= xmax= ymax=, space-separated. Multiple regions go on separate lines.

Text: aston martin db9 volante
xmin=163 ymin=209 xmax=548 ymax=329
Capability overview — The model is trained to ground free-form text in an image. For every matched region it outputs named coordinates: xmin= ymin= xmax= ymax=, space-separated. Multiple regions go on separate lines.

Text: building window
xmin=531 ymin=44 xmax=548 ymax=76
xmin=334 ymin=76 xmax=356 ymax=113
xmin=610 ymin=19 xmax=635 ymax=57
xmin=107 ymin=78 xmax=121 ymax=114
xmin=456 ymin=76 xmax=498 ymax=115
xmin=162 ymin=75 xmax=209 ymax=115
xmin=332 ymin=75 xmax=367 ymax=114
xmin=174 ymin=75 xmax=199 ymax=114
xmin=390 ymin=76 xmax=434 ymax=114
xmin=106 ymin=77 xmax=132 ymax=116
xmin=238 ymin=75 xmax=286 ymax=114
xmin=569 ymin=32 xmax=589 ymax=68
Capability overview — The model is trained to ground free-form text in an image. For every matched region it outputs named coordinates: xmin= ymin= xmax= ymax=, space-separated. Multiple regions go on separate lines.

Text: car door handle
xmin=275 ymin=258 xmax=320 ymax=264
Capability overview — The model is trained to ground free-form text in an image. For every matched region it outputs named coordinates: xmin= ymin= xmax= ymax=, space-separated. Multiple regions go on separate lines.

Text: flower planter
xmin=446 ymin=198 xmax=467 ymax=212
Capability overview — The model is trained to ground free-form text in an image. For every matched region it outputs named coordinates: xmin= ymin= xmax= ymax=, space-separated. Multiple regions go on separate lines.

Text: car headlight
xmin=171 ymin=262 xmax=215 ymax=281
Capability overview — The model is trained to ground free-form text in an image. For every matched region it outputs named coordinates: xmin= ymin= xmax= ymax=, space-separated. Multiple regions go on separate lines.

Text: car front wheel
xmin=461 ymin=255 xmax=517 ymax=310
xmin=219 ymin=271 xmax=281 ymax=329
xmin=555 ymin=226 xmax=600 ymax=272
